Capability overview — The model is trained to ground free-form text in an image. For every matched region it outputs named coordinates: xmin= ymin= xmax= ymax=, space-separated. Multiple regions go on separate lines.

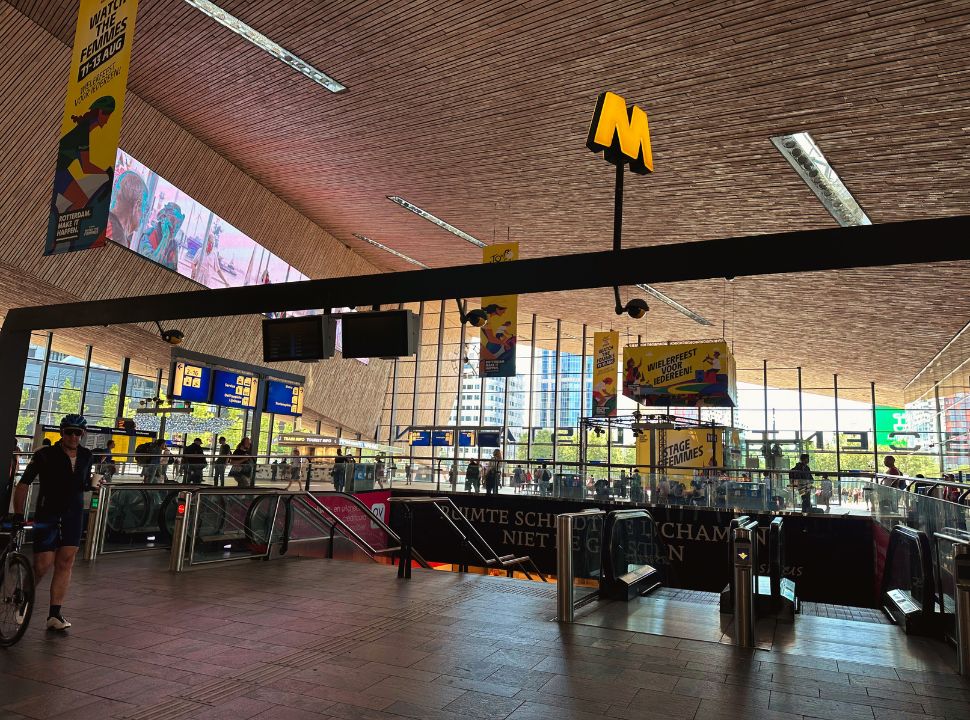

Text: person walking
xmin=213 ymin=436 xmax=231 ymax=487
xmin=12 ymin=414 xmax=93 ymax=630
xmin=405 ymin=463 xmax=413 ymax=485
xmin=537 ymin=463 xmax=552 ymax=497
xmin=229 ymin=437 xmax=256 ymax=488
xmin=789 ymin=454 xmax=814 ymax=513
xmin=484 ymin=450 xmax=503 ymax=495
xmin=883 ymin=455 xmax=903 ymax=488
xmin=182 ymin=437 xmax=207 ymax=484
xmin=630 ymin=468 xmax=643 ymax=503
xmin=465 ymin=459 xmax=480 ymax=493
xmin=333 ymin=449 xmax=347 ymax=492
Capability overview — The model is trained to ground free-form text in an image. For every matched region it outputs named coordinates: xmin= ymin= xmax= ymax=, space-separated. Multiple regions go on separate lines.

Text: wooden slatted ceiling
xmin=3 ymin=0 xmax=970 ymax=399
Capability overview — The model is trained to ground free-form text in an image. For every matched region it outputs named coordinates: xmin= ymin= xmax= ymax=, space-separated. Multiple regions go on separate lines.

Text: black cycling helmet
xmin=60 ymin=413 xmax=87 ymax=430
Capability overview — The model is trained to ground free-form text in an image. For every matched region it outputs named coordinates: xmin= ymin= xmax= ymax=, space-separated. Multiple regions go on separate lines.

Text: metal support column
xmin=763 ymin=360 xmax=769 ymax=464
xmin=432 ymin=301 xmax=445 ymax=491
xmin=797 ymin=367 xmax=804 ymax=455
xmin=526 ymin=314 xmax=537 ymax=463
xmin=834 ymin=374 xmax=841 ymax=478
xmin=410 ymin=302 xmax=424 ymax=472
xmin=934 ymin=384 xmax=946 ymax=474
xmin=553 ymin=319 xmax=561 ymax=464
xmin=871 ymin=381 xmax=879 ymax=472
xmin=116 ymin=357 xmax=131 ymax=420
xmin=454 ymin=319 xmax=466 ymax=470
xmin=78 ymin=345 xmax=93 ymax=415
xmin=32 ymin=332 xmax=53 ymax=433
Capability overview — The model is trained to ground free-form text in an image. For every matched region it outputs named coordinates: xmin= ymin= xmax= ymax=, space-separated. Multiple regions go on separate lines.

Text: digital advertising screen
xmin=171 ymin=362 xmax=212 ymax=403
xmin=265 ymin=381 xmax=304 ymax=416
xmin=211 ymin=370 xmax=258 ymax=409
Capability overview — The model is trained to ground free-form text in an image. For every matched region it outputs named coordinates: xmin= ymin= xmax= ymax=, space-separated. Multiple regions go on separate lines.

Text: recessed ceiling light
xmin=387 ymin=196 xmax=486 ymax=247
xmin=771 ymin=132 xmax=870 ymax=227
xmin=635 ymin=284 xmax=713 ymax=326
xmin=183 ymin=0 xmax=347 ymax=93
xmin=352 ymin=233 xmax=428 ymax=268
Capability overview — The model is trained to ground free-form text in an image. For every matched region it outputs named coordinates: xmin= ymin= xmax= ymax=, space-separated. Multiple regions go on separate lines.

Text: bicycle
xmin=0 ymin=517 xmax=35 ymax=646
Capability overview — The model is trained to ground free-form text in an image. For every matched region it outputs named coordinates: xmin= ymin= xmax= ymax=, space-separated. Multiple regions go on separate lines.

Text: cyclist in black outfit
xmin=13 ymin=414 xmax=93 ymax=631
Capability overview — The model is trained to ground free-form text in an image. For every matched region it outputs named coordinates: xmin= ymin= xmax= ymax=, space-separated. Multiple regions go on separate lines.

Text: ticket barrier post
xmin=168 ymin=491 xmax=192 ymax=573
xmin=733 ymin=520 xmax=758 ymax=648
xmin=557 ymin=514 xmax=575 ymax=622
xmin=82 ymin=483 xmax=108 ymax=562
xmin=956 ymin=543 xmax=970 ymax=677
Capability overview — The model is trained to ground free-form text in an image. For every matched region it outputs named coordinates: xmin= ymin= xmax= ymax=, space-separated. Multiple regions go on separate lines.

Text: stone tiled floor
xmin=1 ymin=552 xmax=967 ymax=720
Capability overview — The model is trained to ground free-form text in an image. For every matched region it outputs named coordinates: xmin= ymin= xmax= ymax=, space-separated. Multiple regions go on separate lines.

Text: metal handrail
xmin=390 ymin=496 xmax=546 ymax=581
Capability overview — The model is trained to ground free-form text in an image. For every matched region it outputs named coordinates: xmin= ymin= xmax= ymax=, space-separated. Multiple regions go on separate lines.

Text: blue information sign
xmin=265 ymin=381 xmax=304 ymax=416
xmin=458 ymin=430 xmax=475 ymax=447
xmin=171 ymin=362 xmax=212 ymax=403
xmin=432 ymin=430 xmax=453 ymax=447
xmin=408 ymin=430 xmax=431 ymax=446
xmin=211 ymin=370 xmax=259 ymax=409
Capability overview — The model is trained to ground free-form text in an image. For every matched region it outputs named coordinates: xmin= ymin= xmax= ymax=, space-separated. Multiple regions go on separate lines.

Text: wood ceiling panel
xmin=6 ymin=0 xmax=970 ymax=394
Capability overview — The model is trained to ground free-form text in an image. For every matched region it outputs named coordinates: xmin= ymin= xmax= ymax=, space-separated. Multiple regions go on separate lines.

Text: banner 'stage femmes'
xmin=623 ymin=342 xmax=737 ymax=407
xmin=45 ymin=0 xmax=139 ymax=255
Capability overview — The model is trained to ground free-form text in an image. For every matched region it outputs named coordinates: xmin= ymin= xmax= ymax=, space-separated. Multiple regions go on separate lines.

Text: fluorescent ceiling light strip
xmin=183 ymin=0 xmax=346 ymax=93
xmin=387 ymin=196 xmax=486 ymax=247
xmin=771 ymin=132 xmax=870 ymax=227
xmin=352 ymin=233 xmax=428 ymax=268
xmin=635 ymin=284 xmax=713 ymax=326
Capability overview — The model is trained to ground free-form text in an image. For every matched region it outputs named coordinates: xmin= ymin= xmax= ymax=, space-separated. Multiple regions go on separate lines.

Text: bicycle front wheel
xmin=0 ymin=552 xmax=35 ymax=646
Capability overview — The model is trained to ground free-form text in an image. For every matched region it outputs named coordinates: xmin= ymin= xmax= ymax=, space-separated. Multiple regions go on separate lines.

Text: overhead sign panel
xmin=170 ymin=362 xmax=211 ymax=403
xmin=586 ymin=91 xmax=653 ymax=174
xmin=622 ymin=342 xmax=737 ymax=407
xmin=480 ymin=242 xmax=518 ymax=378
xmin=265 ymin=381 xmax=304 ymax=416
xmin=211 ymin=370 xmax=258 ymax=409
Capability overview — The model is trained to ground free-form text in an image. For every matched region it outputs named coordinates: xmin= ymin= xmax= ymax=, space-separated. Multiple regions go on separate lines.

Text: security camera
xmin=624 ymin=298 xmax=649 ymax=319
xmin=160 ymin=329 xmax=184 ymax=345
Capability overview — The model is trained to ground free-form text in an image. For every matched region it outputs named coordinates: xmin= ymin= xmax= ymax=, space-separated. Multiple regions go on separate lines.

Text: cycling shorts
xmin=33 ymin=511 xmax=83 ymax=552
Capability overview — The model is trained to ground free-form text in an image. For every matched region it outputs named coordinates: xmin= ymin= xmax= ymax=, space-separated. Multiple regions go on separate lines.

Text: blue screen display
xmin=171 ymin=363 xmax=212 ymax=402
xmin=265 ymin=381 xmax=304 ymax=416
xmin=459 ymin=431 xmax=475 ymax=447
xmin=211 ymin=370 xmax=258 ymax=409
xmin=408 ymin=430 xmax=431 ymax=446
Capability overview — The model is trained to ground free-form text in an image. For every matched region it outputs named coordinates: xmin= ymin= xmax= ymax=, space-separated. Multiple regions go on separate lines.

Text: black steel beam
xmin=3 ymin=215 xmax=969 ymax=332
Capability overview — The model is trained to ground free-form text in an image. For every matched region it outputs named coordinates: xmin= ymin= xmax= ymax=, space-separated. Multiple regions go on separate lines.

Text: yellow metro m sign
xmin=586 ymin=91 xmax=654 ymax=175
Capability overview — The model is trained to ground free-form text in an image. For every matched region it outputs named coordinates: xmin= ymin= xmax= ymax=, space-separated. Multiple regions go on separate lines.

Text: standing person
xmin=465 ymin=459 xmax=480 ymax=492
xmin=484 ymin=450 xmax=503 ymax=495
xmin=229 ymin=437 xmax=255 ymax=488
xmin=818 ymin=475 xmax=833 ymax=513
xmin=158 ymin=442 xmax=173 ymax=481
xmin=789 ymin=454 xmax=814 ymax=513
xmin=143 ymin=438 xmax=163 ymax=484
xmin=595 ymin=476 xmax=610 ymax=501
xmin=271 ymin=460 xmax=279 ymax=482
xmin=12 ymin=414 xmax=93 ymax=630
xmin=333 ymin=449 xmax=346 ymax=492
xmin=630 ymin=468 xmax=643 ymax=503
xmin=618 ymin=470 xmax=628 ymax=499
xmin=182 ymin=437 xmax=207 ymax=484
xmin=289 ymin=449 xmax=306 ymax=489
xmin=375 ymin=456 xmax=386 ymax=490
xmin=449 ymin=464 xmax=458 ymax=492
xmin=883 ymin=456 xmax=903 ymax=488
xmin=405 ymin=463 xmax=413 ymax=486
xmin=344 ymin=452 xmax=356 ymax=493
xmin=537 ymin=463 xmax=551 ymax=497
xmin=213 ymin=436 xmax=231 ymax=487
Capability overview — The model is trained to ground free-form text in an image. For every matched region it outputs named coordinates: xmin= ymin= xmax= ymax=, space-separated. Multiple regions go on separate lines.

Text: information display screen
xmin=459 ymin=430 xmax=475 ymax=447
xmin=340 ymin=310 xmax=416 ymax=359
xmin=171 ymin=362 xmax=212 ymax=402
xmin=408 ymin=430 xmax=431 ymax=446
xmin=265 ymin=381 xmax=304 ymax=416
xmin=432 ymin=430 xmax=453 ymax=447
xmin=211 ymin=370 xmax=258 ymax=409
xmin=263 ymin=316 xmax=334 ymax=362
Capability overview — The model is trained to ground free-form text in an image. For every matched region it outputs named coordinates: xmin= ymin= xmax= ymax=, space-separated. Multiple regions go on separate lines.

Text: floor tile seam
xmin=117 ymin=697 xmax=201 ymax=720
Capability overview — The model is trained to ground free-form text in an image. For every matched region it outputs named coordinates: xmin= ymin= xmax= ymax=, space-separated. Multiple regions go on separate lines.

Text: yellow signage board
xmin=45 ymin=0 xmax=140 ymax=255
xmin=480 ymin=242 xmax=518 ymax=377
xmin=623 ymin=342 xmax=737 ymax=407
xmin=592 ymin=331 xmax=619 ymax=417
xmin=636 ymin=427 xmax=723 ymax=471
xmin=586 ymin=91 xmax=653 ymax=174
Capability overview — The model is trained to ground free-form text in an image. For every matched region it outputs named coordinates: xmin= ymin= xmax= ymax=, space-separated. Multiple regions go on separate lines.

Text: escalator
xmin=91 ymin=484 xmax=427 ymax=572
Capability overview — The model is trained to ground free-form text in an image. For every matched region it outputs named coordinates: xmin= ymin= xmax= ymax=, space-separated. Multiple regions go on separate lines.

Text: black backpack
xmin=135 ymin=441 xmax=153 ymax=465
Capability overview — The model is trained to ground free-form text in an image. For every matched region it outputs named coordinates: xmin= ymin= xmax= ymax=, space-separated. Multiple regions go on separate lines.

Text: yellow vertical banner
xmin=479 ymin=242 xmax=518 ymax=377
xmin=45 ymin=0 xmax=139 ymax=256
xmin=592 ymin=331 xmax=619 ymax=417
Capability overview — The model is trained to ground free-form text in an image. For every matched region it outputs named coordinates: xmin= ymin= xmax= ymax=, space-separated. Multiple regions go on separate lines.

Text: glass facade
xmin=377 ymin=302 xmax=968 ymax=479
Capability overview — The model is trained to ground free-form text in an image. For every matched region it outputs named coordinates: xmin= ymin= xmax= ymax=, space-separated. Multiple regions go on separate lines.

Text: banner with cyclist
xmin=622 ymin=341 xmax=737 ymax=407
xmin=479 ymin=242 xmax=518 ymax=377
xmin=592 ymin=331 xmax=619 ymax=417
xmin=45 ymin=0 xmax=140 ymax=255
